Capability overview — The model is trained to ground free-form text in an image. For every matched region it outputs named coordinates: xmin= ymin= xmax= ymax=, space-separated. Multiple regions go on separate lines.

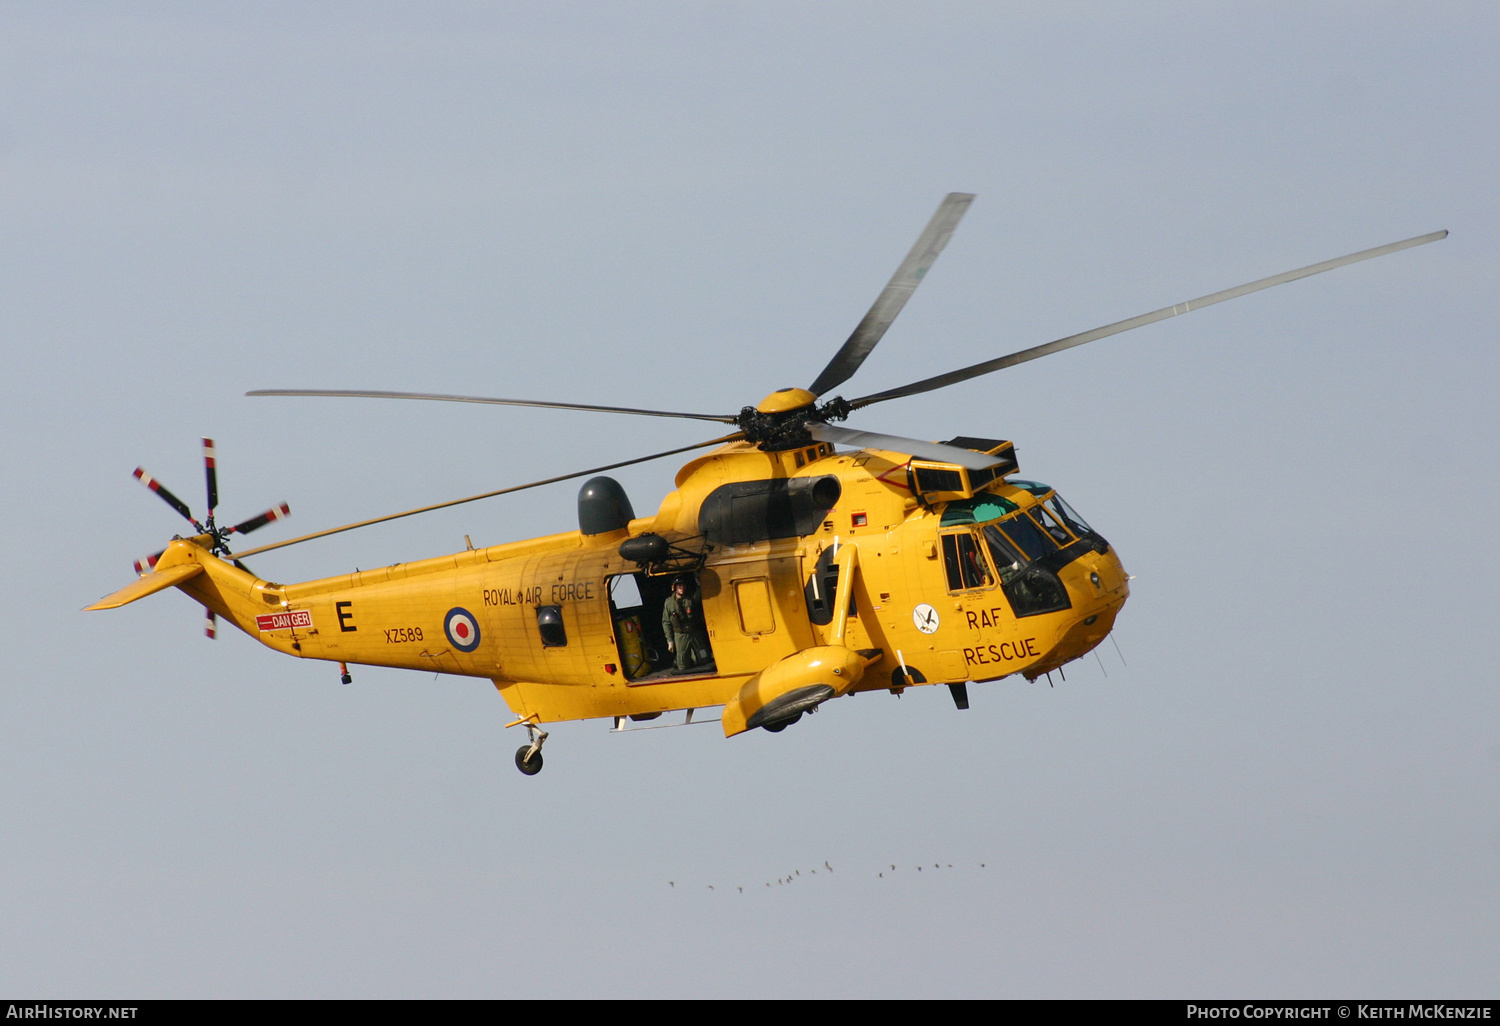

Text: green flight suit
xmin=662 ymin=587 xmax=709 ymax=673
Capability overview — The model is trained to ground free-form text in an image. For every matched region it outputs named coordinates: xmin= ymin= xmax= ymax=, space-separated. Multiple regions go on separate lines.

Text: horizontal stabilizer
xmin=85 ymin=563 xmax=204 ymax=611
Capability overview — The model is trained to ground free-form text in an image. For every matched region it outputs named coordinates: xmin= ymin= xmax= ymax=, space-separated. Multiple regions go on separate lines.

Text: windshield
xmin=1031 ymin=503 xmax=1076 ymax=545
xmin=1004 ymin=480 xmax=1096 ymax=539
xmin=982 ymin=518 xmax=1070 ymax=617
xmin=1046 ymin=493 xmax=1093 ymax=536
xmin=989 ymin=510 xmax=1057 ymax=560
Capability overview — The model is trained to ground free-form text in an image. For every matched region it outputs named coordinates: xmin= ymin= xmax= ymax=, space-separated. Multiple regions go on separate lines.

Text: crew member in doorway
xmin=662 ymin=575 xmax=708 ymax=673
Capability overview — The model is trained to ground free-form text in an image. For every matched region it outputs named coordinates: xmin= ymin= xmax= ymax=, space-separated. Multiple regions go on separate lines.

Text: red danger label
xmin=256 ymin=610 xmax=313 ymax=632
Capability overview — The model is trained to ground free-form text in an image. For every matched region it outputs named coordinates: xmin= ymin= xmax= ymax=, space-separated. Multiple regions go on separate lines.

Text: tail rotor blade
xmin=204 ymin=607 xmax=217 ymax=640
xmin=133 ymin=550 xmax=165 ymax=574
xmin=202 ymin=438 xmax=219 ymax=516
xmin=231 ymin=503 xmax=291 ymax=536
xmin=133 ymin=468 xmax=200 ymax=528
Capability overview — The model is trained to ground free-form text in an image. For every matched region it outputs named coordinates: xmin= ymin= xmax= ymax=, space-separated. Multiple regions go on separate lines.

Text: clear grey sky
xmin=2 ymin=2 xmax=1496 ymax=998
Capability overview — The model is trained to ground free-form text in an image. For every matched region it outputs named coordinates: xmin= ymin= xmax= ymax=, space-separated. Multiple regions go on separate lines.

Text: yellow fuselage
xmin=154 ymin=441 xmax=1128 ymax=733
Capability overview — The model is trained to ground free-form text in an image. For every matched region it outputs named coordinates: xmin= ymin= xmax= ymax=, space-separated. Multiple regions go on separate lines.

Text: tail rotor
xmin=127 ymin=437 xmax=291 ymax=638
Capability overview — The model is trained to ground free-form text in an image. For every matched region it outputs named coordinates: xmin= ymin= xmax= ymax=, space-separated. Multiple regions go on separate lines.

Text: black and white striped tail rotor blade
xmin=808 ymin=192 xmax=975 ymax=398
xmin=806 ymin=422 xmax=1002 ymax=471
xmin=133 ymin=550 xmax=165 ymax=574
xmin=202 ymin=438 xmax=219 ymax=516
xmin=231 ymin=503 xmax=291 ymax=536
xmin=132 ymin=468 xmax=201 ymax=529
xmin=847 ymin=229 xmax=1449 ymax=411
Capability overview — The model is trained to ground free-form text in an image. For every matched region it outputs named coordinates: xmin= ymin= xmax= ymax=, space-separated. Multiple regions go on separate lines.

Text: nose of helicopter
xmin=1080 ymin=545 xmax=1130 ymax=606
xmin=1037 ymin=545 xmax=1130 ymax=675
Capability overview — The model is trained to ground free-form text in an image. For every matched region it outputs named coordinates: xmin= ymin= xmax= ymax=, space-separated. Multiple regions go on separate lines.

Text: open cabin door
xmin=607 ymin=571 xmax=717 ymax=682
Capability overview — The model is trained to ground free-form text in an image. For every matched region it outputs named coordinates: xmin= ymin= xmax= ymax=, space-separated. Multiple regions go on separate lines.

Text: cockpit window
xmin=936 ymin=484 xmax=1099 ymax=620
xmin=1046 ymin=493 xmax=1093 ymax=536
xmin=1009 ymin=479 xmax=1095 ymax=539
xmin=941 ymin=532 xmax=994 ymax=591
xmin=939 ymin=495 xmax=1018 ymax=527
xmin=982 ymin=525 xmax=1024 ymax=584
xmin=1032 ymin=503 xmax=1076 ymax=545
xmin=982 ymin=520 xmax=1071 ymax=617
xmin=990 ymin=510 xmax=1057 ymax=561
xmin=1009 ymin=479 xmax=1051 ymax=497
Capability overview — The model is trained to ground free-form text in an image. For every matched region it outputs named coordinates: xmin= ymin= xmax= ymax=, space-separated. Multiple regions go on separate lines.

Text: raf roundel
xmin=444 ymin=607 xmax=482 ymax=652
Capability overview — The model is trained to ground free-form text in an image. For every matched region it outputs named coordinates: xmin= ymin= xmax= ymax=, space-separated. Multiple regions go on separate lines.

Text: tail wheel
xmin=515 ymin=746 xmax=543 ymax=775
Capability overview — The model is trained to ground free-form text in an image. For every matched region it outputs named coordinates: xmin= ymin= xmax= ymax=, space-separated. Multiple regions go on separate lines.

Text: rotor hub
xmin=755 ymin=387 xmax=817 ymax=414
xmin=736 ymin=404 xmax=813 ymax=450
xmin=736 ymin=389 xmax=854 ymax=450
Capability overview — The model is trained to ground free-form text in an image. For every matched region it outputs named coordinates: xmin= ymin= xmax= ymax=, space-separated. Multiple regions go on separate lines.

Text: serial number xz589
xmin=384 ymin=627 xmax=424 ymax=643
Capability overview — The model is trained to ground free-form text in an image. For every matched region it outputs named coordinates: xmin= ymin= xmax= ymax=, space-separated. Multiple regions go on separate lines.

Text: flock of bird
xmin=668 ymin=861 xmax=989 ymax=893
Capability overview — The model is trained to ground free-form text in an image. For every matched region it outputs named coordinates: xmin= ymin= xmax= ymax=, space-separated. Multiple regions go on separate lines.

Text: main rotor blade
xmin=808 ymin=193 xmax=976 ymax=397
xmin=132 ymin=468 xmax=199 ymax=528
xmin=846 ymin=229 xmax=1448 ymax=410
xmin=230 ymin=432 xmax=745 ymax=559
xmin=807 ymin=423 xmax=1002 ymax=471
xmin=246 ymin=389 xmax=738 ymax=424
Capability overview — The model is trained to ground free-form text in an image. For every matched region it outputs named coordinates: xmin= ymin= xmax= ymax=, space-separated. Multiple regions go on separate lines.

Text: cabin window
xmin=941 ymin=532 xmax=994 ymax=592
xmin=536 ymin=605 xmax=567 ymax=647
xmin=610 ymin=573 xmax=643 ymax=609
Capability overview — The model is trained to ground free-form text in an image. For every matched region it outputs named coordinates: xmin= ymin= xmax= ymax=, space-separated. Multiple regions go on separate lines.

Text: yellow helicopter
xmin=88 ymin=195 xmax=1446 ymax=775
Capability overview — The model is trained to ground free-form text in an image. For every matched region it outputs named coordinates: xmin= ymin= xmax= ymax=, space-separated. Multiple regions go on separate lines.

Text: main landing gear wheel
xmin=515 ymin=746 xmax=543 ymax=775
xmin=762 ymin=712 xmax=802 ymax=733
xmin=514 ymin=723 xmax=549 ymax=776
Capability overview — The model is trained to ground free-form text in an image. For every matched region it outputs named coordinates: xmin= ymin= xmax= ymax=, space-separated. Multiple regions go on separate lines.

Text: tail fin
xmin=86 ymin=538 xmax=275 ymax=648
xmin=85 ymin=562 xmax=204 ymax=610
